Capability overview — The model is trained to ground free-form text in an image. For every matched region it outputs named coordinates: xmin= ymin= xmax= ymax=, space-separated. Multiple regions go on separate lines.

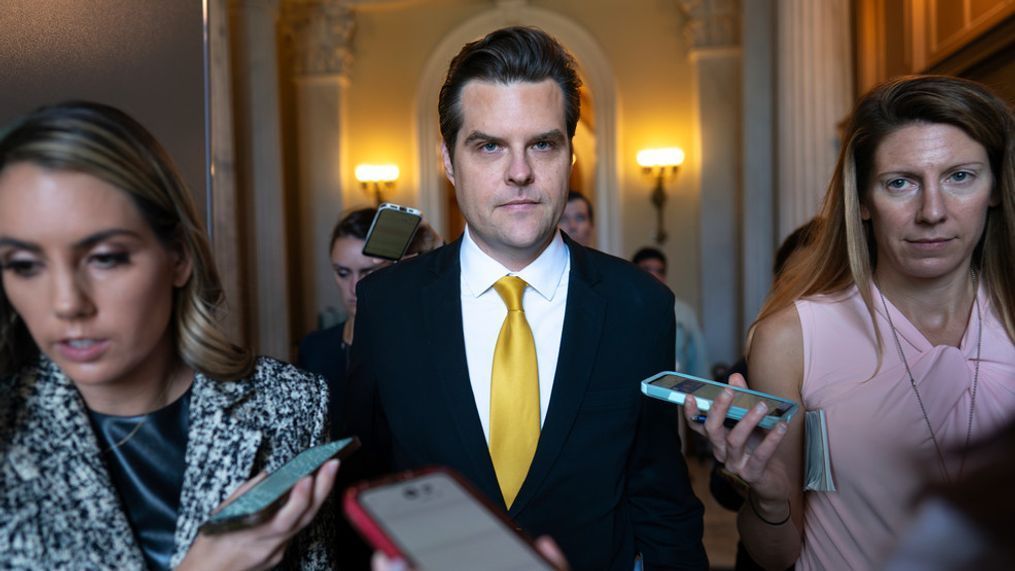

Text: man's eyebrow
xmin=530 ymin=129 xmax=565 ymax=143
xmin=461 ymin=131 xmax=504 ymax=146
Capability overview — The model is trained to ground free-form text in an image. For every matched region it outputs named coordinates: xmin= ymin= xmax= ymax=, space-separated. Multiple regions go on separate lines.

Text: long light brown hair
xmin=753 ymin=75 xmax=1015 ymax=351
xmin=0 ymin=101 xmax=254 ymax=379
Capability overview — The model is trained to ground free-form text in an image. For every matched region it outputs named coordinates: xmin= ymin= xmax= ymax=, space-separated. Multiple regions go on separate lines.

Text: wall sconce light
xmin=355 ymin=163 xmax=399 ymax=205
xmin=637 ymin=147 xmax=685 ymax=244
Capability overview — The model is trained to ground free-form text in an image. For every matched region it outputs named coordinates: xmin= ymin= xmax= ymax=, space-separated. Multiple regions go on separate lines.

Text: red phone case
xmin=342 ymin=466 xmax=557 ymax=568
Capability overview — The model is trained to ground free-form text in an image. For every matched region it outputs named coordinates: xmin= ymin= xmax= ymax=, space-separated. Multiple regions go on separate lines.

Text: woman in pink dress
xmin=686 ymin=75 xmax=1015 ymax=570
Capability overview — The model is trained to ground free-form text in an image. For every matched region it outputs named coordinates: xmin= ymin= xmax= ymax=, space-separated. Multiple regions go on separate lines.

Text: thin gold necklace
xmin=876 ymin=269 xmax=982 ymax=482
xmin=97 ymin=374 xmax=176 ymax=454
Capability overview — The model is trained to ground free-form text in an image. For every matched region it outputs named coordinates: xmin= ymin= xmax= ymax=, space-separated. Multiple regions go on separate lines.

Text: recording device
xmin=344 ymin=467 xmax=560 ymax=570
xmin=362 ymin=203 xmax=423 ymax=261
xmin=641 ymin=371 xmax=799 ymax=430
xmin=200 ymin=437 xmax=360 ymax=535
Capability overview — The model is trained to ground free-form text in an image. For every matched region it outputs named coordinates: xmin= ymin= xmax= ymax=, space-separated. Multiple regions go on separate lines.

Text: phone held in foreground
xmin=344 ymin=467 xmax=561 ymax=571
xmin=641 ymin=371 xmax=799 ymax=430
xmin=200 ymin=437 xmax=360 ymax=535
xmin=362 ymin=203 xmax=423 ymax=261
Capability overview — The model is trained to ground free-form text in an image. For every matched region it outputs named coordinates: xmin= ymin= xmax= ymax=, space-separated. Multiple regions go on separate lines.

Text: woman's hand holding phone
xmin=176 ymin=459 xmax=340 ymax=571
xmin=683 ymin=373 xmax=792 ymax=511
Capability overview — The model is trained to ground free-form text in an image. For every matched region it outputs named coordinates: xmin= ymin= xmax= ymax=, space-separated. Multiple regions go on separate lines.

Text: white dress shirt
xmin=460 ymin=226 xmax=570 ymax=442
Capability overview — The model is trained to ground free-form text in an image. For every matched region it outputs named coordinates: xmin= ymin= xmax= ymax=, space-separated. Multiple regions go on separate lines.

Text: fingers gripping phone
xmin=641 ymin=371 xmax=799 ymax=430
xmin=344 ymin=467 xmax=560 ymax=570
xmin=200 ymin=437 xmax=360 ymax=535
xmin=362 ymin=203 xmax=423 ymax=261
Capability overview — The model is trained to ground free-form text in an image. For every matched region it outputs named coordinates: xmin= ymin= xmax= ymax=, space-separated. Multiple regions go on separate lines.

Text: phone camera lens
xmin=404 ymin=487 xmax=418 ymax=499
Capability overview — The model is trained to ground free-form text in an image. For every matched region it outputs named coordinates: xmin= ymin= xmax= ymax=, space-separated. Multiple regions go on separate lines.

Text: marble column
xmin=776 ymin=0 xmax=853 ymax=239
xmin=232 ymin=0 xmax=293 ymax=359
xmin=281 ymin=0 xmax=355 ymax=337
xmin=680 ymin=0 xmax=742 ymax=366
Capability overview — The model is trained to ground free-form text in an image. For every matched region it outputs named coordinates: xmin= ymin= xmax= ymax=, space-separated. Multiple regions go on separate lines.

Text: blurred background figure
xmin=632 ymin=246 xmax=710 ymax=379
xmin=558 ymin=190 xmax=594 ymax=247
xmin=298 ymin=207 xmax=388 ymax=437
xmin=298 ymin=208 xmax=442 ymax=438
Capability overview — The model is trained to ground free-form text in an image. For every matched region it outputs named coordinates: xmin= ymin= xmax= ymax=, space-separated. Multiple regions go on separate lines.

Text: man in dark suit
xmin=345 ymin=26 xmax=706 ymax=570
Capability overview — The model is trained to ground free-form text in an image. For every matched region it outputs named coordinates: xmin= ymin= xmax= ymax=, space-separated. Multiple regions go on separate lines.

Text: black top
xmin=88 ymin=386 xmax=192 ymax=571
xmin=297 ymin=322 xmax=349 ymax=440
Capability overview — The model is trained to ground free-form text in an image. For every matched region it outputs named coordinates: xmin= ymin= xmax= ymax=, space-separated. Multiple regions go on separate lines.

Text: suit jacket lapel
xmin=171 ymin=373 xmax=263 ymax=567
xmin=421 ymin=240 xmax=502 ymax=503
xmin=510 ymin=239 xmax=605 ymax=517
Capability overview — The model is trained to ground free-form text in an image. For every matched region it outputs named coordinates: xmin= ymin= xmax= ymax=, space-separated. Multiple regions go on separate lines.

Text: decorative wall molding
xmin=281 ymin=0 xmax=356 ymax=79
xmin=677 ymin=0 xmax=741 ymax=50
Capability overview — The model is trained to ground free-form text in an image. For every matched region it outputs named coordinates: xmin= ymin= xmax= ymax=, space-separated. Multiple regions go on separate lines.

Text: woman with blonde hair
xmin=0 ymin=101 xmax=336 ymax=570
xmin=687 ymin=75 xmax=1014 ymax=570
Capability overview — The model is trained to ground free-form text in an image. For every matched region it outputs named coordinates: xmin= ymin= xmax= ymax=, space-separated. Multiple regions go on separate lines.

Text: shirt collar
xmin=460 ymin=226 xmax=569 ymax=302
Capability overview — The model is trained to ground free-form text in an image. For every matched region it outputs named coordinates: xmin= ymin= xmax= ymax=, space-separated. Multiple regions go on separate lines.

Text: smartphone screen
xmin=203 ymin=437 xmax=358 ymax=533
xmin=362 ymin=205 xmax=422 ymax=261
xmin=651 ymin=376 xmax=791 ymax=418
xmin=358 ymin=471 xmax=554 ymax=570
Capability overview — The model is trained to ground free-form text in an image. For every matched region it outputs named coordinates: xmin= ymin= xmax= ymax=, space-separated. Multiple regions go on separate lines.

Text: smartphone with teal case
xmin=200 ymin=437 xmax=360 ymax=535
xmin=641 ymin=371 xmax=798 ymax=430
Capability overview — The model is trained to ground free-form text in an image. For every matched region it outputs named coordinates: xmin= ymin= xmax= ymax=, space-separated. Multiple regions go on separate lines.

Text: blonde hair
xmin=0 ymin=101 xmax=254 ymax=379
xmin=754 ymin=75 xmax=1015 ymax=350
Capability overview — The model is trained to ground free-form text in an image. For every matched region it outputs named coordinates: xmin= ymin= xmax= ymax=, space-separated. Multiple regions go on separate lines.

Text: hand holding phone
xmin=362 ymin=203 xmax=423 ymax=261
xmin=178 ymin=451 xmax=343 ymax=571
xmin=641 ymin=371 xmax=798 ymax=430
xmin=201 ymin=437 xmax=359 ymax=535
xmin=345 ymin=467 xmax=561 ymax=570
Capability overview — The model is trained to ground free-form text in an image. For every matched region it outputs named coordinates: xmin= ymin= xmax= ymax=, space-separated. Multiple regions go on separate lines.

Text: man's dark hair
xmin=632 ymin=246 xmax=667 ymax=268
xmin=438 ymin=26 xmax=582 ymax=162
xmin=567 ymin=190 xmax=594 ymax=224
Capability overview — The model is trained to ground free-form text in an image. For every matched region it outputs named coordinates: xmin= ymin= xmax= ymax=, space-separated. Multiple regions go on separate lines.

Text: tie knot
xmin=493 ymin=276 xmax=528 ymax=311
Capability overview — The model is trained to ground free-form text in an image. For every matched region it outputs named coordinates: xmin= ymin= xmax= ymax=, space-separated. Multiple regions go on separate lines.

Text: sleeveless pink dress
xmin=793 ymin=284 xmax=1015 ymax=571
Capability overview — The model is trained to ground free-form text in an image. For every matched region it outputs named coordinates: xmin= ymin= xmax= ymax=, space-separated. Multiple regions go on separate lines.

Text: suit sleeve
xmin=627 ymin=300 xmax=709 ymax=570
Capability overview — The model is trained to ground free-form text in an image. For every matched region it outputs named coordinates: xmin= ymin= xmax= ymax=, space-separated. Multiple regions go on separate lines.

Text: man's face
xmin=636 ymin=258 xmax=667 ymax=284
xmin=442 ymin=79 xmax=572 ymax=270
xmin=559 ymin=198 xmax=593 ymax=246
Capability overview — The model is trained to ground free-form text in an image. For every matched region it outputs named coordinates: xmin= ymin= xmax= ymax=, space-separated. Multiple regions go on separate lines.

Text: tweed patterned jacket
xmin=0 ymin=355 xmax=336 ymax=570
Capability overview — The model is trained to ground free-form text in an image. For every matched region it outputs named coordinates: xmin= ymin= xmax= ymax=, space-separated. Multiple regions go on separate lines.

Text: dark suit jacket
xmin=343 ymin=236 xmax=707 ymax=570
xmin=298 ymin=323 xmax=348 ymax=439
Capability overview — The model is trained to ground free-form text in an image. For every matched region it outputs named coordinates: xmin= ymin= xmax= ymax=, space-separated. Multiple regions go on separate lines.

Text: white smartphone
xmin=641 ymin=371 xmax=799 ymax=430
xmin=344 ymin=467 xmax=559 ymax=570
xmin=362 ymin=203 xmax=422 ymax=261
xmin=200 ymin=437 xmax=359 ymax=534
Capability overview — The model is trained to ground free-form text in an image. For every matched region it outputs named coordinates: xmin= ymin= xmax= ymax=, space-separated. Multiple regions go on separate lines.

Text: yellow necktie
xmin=489 ymin=275 xmax=540 ymax=508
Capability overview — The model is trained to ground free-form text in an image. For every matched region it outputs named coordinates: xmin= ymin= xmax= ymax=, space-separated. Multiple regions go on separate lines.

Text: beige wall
xmin=341 ymin=0 xmax=702 ymax=311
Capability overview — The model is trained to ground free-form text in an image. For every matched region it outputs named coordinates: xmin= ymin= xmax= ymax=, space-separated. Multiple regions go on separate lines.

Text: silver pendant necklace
xmin=876 ymin=269 xmax=982 ymax=482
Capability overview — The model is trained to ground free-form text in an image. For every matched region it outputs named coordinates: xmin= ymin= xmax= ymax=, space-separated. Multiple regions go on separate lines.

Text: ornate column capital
xmin=281 ymin=0 xmax=356 ymax=80
xmin=677 ymin=0 xmax=741 ymax=50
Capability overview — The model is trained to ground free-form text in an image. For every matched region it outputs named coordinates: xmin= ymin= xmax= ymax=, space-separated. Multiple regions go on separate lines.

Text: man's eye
xmin=533 ymin=140 xmax=554 ymax=151
xmin=480 ymin=142 xmax=499 ymax=152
